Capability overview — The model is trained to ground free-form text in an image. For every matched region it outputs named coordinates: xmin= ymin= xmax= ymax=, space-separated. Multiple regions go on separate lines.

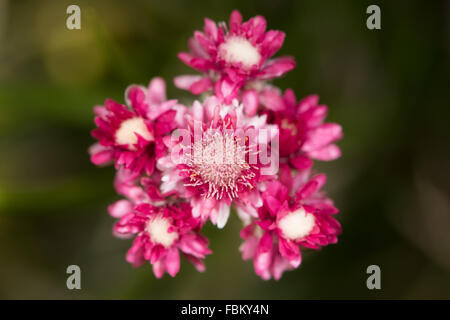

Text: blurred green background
xmin=0 ymin=0 xmax=449 ymax=299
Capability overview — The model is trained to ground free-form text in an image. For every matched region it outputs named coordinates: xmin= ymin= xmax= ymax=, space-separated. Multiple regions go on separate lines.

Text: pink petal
xmin=192 ymin=100 xmax=204 ymax=122
xmin=194 ymin=31 xmax=215 ymax=55
xmin=306 ymin=144 xmax=342 ymax=161
xmin=147 ymin=99 xmax=177 ymax=121
xmin=272 ymin=253 xmax=293 ymax=280
xmin=165 ymin=247 xmax=180 ymax=277
xmin=295 ymin=180 xmax=319 ymax=201
xmin=297 ymin=94 xmax=319 ymax=114
xmin=190 ymin=77 xmax=213 ymax=94
xmin=259 ymin=56 xmax=295 ymax=80
xmin=278 ymin=238 xmax=300 ymax=261
xmin=190 ymin=57 xmax=216 ymax=71
xmin=310 ymin=173 xmax=327 ymax=191
xmin=242 ymin=89 xmax=259 ymax=116
xmin=263 ymin=195 xmax=281 ymax=216
xmin=292 ymin=168 xmax=312 ymax=191
xmin=229 ymin=10 xmax=243 ymax=34
xmin=178 ymin=52 xmax=193 ymax=65
xmin=244 ymin=16 xmax=267 ymax=42
xmin=174 ymin=75 xmax=203 ymax=90
xmin=188 ymin=37 xmax=209 ymax=58
xmin=239 ymin=236 xmax=259 ymax=260
xmin=152 ymin=260 xmax=166 ymax=278
xmin=204 ymin=18 xmax=218 ymax=42
xmin=183 ymin=255 xmax=206 ymax=272
xmin=261 ymin=31 xmax=285 ymax=57
xmin=192 ymin=197 xmax=216 ymax=220
xmin=149 ymin=245 xmax=165 ymax=264
xmin=126 ymin=235 xmax=146 ymax=267
xmin=290 ymin=154 xmax=313 ymax=170
xmin=259 ymin=88 xmax=284 ymax=111
xmin=283 ymin=89 xmax=297 ymax=110
xmin=303 ymin=105 xmax=328 ymax=127
xmin=279 ymin=163 xmax=293 ymax=189
xmin=148 ymin=77 xmax=166 ymax=105
xmin=89 ymin=144 xmax=114 ymax=165
xmin=155 ymin=110 xmax=177 ymax=136
xmin=254 ymin=241 xmax=273 ymax=279
xmin=125 ymin=85 xmax=148 ymax=116
xmin=214 ymin=76 xmax=240 ymax=104
xmin=108 ymin=199 xmax=133 ymax=218
xmin=302 ymin=123 xmax=343 ymax=152
xmin=259 ymin=232 xmax=273 ymax=252
xmin=178 ymin=234 xmax=211 ymax=258
xmin=93 ymin=105 xmax=108 ymax=118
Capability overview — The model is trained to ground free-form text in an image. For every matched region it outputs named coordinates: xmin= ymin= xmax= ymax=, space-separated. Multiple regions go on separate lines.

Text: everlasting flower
xmin=89 ymin=78 xmax=183 ymax=175
xmin=175 ymin=10 xmax=295 ymax=104
xmin=113 ymin=202 xmax=211 ymax=278
xmin=240 ymin=167 xmax=341 ymax=280
xmin=158 ymin=96 xmax=277 ymax=227
xmin=261 ymin=89 xmax=343 ymax=169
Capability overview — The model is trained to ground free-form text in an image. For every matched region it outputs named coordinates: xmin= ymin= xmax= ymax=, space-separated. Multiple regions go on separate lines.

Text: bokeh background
xmin=0 ymin=0 xmax=449 ymax=299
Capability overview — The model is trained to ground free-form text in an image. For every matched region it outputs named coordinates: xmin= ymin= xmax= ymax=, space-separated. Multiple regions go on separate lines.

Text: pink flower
xmin=240 ymin=168 xmax=341 ymax=280
xmin=260 ymin=89 xmax=343 ymax=169
xmin=157 ymin=96 xmax=276 ymax=228
xmin=175 ymin=10 xmax=295 ymax=104
xmin=113 ymin=202 xmax=211 ymax=278
xmin=89 ymin=78 xmax=184 ymax=175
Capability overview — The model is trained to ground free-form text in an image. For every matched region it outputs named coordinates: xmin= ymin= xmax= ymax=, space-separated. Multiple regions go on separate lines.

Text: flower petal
xmin=242 ymin=89 xmax=259 ymax=116
xmin=306 ymin=144 xmax=342 ymax=161
xmin=259 ymin=56 xmax=295 ymax=80
xmin=216 ymin=202 xmax=231 ymax=229
xmin=165 ymin=247 xmax=180 ymax=277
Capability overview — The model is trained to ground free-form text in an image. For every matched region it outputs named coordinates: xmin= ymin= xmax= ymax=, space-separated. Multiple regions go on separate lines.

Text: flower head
xmin=240 ymin=168 xmax=341 ymax=280
xmin=89 ymin=78 xmax=183 ymax=175
xmin=261 ymin=89 xmax=343 ymax=169
xmin=158 ymin=96 xmax=276 ymax=227
xmin=175 ymin=10 xmax=295 ymax=103
xmin=114 ymin=201 xmax=211 ymax=278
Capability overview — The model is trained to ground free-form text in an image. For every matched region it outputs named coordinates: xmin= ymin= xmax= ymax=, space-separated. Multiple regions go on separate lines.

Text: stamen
xmin=184 ymin=128 xmax=256 ymax=199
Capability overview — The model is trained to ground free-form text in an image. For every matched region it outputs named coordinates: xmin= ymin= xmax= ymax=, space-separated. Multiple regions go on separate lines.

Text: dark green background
xmin=0 ymin=0 xmax=449 ymax=299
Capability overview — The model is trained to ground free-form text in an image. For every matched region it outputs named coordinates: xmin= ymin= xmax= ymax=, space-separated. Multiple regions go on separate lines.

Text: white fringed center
xmin=278 ymin=207 xmax=315 ymax=241
xmin=145 ymin=215 xmax=178 ymax=248
xmin=115 ymin=117 xmax=153 ymax=150
xmin=186 ymin=128 xmax=255 ymax=199
xmin=218 ymin=36 xmax=261 ymax=70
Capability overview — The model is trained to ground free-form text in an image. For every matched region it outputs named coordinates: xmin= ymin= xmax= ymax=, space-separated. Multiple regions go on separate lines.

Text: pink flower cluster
xmin=89 ymin=10 xmax=342 ymax=280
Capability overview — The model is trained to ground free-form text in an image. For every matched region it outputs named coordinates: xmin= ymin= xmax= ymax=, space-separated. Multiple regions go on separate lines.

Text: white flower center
xmin=218 ymin=36 xmax=261 ymax=70
xmin=186 ymin=128 xmax=255 ymax=199
xmin=278 ymin=207 xmax=315 ymax=241
xmin=115 ymin=117 xmax=153 ymax=150
xmin=145 ymin=215 xmax=178 ymax=248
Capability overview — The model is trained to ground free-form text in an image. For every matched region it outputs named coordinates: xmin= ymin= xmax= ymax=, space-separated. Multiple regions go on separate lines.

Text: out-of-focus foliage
xmin=0 ymin=0 xmax=449 ymax=299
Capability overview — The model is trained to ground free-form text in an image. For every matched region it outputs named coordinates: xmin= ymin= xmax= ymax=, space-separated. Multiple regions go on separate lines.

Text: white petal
xmin=216 ymin=203 xmax=231 ymax=229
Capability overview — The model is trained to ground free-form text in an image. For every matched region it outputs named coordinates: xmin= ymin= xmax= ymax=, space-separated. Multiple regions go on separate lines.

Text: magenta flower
xmin=175 ymin=10 xmax=295 ymax=104
xmin=260 ymin=89 xmax=343 ymax=170
xmin=157 ymin=96 xmax=276 ymax=228
xmin=240 ymin=168 xmax=341 ymax=280
xmin=89 ymin=78 xmax=183 ymax=175
xmin=113 ymin=202 xmax=211 ymax=278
